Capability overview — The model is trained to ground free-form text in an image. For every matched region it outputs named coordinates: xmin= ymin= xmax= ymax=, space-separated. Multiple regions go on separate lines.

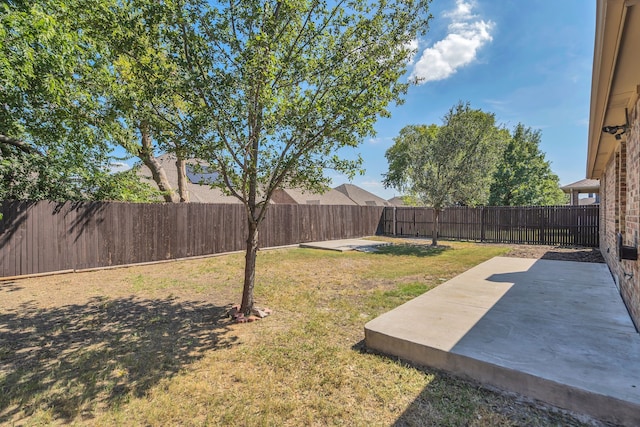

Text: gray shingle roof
xmin=272 ymin=187 xmax=357 ymax=205
xmin=136 ymin=154 xmax=240 ymax=204
xmin=333 ymin=183 xmax=391 ymax=206
xmin=137 ymin=154 xmax=371 ymax=205
xmin=560 ymin=179 xmax=600 ymax=192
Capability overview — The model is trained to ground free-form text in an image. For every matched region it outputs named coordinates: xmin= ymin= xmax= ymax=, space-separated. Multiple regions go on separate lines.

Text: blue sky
xmin=334 ymin=0 xmax=597 ymax=200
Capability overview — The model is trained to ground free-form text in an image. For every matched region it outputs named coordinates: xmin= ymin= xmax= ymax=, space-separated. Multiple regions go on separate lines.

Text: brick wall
xmin=620 ymin=141 xmax=628 ymax=234
xmin=601 ymin=96 xmax=640 ymax=328
xmin=601 ymin=155 xmax=617 ymax=278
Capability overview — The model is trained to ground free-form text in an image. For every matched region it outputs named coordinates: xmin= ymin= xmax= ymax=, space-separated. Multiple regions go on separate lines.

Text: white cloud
xmin=109 ymin=162 xmax=131 ymax=173
xmin=367 ymin=136 xmax=394 ymax=145
xmin=444 ymin=0 xmax=474 ymax=20
xmin=483 ymin=98 xmax=510 ymax=114
xmin=405 ymin=39 xmax=420 ymax=65
xmin=410 ymin=0 xmax=494 ymax=84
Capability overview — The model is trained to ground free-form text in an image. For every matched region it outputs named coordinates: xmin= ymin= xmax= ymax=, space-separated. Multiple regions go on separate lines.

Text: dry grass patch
xmin=0 ymin=240 xmax=597 ymax=426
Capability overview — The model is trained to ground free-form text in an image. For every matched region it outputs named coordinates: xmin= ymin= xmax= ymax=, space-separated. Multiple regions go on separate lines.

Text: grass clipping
xmin=0 ymin=239 xmax=593 ymax=426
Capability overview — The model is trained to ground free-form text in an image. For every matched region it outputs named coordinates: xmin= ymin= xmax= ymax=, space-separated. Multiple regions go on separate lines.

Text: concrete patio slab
xmin=365 ymin=257 xmax=640 ymax=426
xmin=299 ymin=238 xmax=390 ymax=252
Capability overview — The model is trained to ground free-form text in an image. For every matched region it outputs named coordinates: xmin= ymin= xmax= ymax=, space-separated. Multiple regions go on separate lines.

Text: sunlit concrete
xmin=299 ymin=238 xmax=389 ymax=252
xmin=365 ymin=257 xmax=640 ymax=425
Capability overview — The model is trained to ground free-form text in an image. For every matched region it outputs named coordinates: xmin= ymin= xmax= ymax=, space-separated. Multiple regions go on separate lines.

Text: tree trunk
xmin=240 ymin=72 xmax=263 ymax=316
xmin=432 ymin=208 xmax=440 ymax=246
xmin=240 ymin=219 xmax=259 ymax=315
xmin=175 ymin=156 xmax=189 ymax=202
xmin=138 ymin=123 xmax=177 ymax=203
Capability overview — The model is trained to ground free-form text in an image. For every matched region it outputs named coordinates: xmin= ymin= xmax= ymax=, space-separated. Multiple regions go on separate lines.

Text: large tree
xmin=384 ymin=102 xmax=507 ymax=245
xmin=489 ymin=124 xmax=565 ymax=206
xmin=158 ymin=0 xmax=431 ymax=315
xmin=0 ymin=1 xmax=117 ymax=200
xmin=73 ymin=0 xmax=195 ymax=202
xmin=1 ymin=0 xmax=190 ymax=202
xmin=3 ymin=0 xmax=431 ymax=315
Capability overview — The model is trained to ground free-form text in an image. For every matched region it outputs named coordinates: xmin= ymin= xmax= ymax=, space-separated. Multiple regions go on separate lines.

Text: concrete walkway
xmin=365 ymin=257 xmax=640 ymax=426
xmin=299 ymin=238 xmax=390 ymax=252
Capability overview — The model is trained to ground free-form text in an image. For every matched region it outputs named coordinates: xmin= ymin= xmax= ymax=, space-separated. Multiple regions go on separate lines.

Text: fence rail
xmin=383 ymin=205 xmax=599 ymax=247
xmin=0 ymin=201 xmax=384 ymax=278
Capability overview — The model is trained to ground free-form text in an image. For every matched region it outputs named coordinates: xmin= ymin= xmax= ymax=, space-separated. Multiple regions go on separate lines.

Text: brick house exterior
xmin=588 ymin=0 xmax=640 ymax=328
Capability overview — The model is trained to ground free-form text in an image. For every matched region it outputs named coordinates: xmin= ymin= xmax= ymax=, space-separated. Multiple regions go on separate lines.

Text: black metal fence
xmin=382 ymin=205 xmax=599 ymax=247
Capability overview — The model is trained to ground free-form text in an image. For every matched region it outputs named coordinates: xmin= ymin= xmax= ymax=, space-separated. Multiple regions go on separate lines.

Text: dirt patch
xmin=374 ymin=237 xmax=606 ymax=264
xmin=499 ymin=244 xmax=605 ymax=263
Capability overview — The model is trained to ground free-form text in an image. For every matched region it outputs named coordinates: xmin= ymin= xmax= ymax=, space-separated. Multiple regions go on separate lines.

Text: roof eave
xmin=587 ymin=0 xmax=640 ymax=178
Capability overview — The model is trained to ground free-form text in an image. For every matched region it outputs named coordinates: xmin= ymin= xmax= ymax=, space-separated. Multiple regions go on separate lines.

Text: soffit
xmin=587 ymin=0 xmax=640 ymax=178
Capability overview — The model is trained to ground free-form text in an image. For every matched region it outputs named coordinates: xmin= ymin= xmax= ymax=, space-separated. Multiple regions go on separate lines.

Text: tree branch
xmin=0 ymin=135 xmax=43 ymax=156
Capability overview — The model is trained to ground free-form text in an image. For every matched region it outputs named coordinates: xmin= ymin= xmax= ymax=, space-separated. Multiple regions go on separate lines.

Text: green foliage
xmin=384 ymin=102 xmax=507 ymax=210
xmin=398 ymin=195 xmax=419 ymax=206
xmin=384 ymin=108 xmax=565 ymax=214
xmin=146 ymin=0 xmax=431 ymax=310
xmin=159 ymin=0 xmax=431 ymax=211
xmin=2 ymin=0 xmax=432 ymax=310
xmin=74 ymin=0 xmax=195 ymax=155
xmin=0 ymin=146 xmax=89 ymax=201
xmin=489 ymin=124 xmax=565 ymax=206
xmin=0 ymin=1 xmax=143 ymax=200
xmin=384 ymin=102 xmax=507 ymax=245
xmin=92 ymin=168 xmax=163 ymax=202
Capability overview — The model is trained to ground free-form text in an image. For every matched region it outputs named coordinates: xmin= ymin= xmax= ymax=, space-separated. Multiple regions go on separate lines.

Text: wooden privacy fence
xmin=0 ymin=201 xmax=599 ymax=279
xmin=383 ymin=205 xmax=599 ymax=247
xmin=0 ymin=201 xmax=384 ymax=278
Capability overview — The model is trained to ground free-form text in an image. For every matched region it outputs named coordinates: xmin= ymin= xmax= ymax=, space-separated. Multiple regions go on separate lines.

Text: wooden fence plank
xmin=0 ymin=202 xmax=385 ymax=278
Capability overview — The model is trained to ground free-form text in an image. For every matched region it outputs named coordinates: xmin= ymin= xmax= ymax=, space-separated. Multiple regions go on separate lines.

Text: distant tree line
xmin=384 ymin=101 xmax=566 ymax=245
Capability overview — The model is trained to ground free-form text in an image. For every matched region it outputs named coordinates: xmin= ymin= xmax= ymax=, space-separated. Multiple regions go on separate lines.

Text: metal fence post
xmin=393 ymin=206 xmax=397 ymax=236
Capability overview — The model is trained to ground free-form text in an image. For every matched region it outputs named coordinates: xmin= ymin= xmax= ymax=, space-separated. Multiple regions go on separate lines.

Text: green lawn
xmin=0 ymin=239 xmax=590 ymax=426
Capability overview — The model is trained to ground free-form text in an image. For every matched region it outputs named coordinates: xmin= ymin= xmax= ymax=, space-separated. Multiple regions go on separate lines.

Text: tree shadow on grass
xmin=0 ymin=281 xmax=24 ymax=293
xmin=352 ymin=344 xmax=590 ymax=426
xmin=372 ymin=244 xmax=450 ymax=258
xmin=0 ymin=296 xmax=236 ymax=423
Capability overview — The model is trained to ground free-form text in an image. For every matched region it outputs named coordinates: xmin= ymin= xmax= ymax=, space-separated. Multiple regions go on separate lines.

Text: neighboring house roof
xmin=387 ymin=196 xmax=406 ymax=206
xmin=587 ymin=0 xmax=640 ymax=178
xmin=272 ymin=187 xmax=357 ymax=205
xmin=560 ymin=179 xmax=600 ymax=193
xmin=136 ymin=153 xmax=241 ymax=204
xmin=137 ymin=154 xmax=369 ymax=206
xmin=333 ymin=183 xmax=391 ymax=206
